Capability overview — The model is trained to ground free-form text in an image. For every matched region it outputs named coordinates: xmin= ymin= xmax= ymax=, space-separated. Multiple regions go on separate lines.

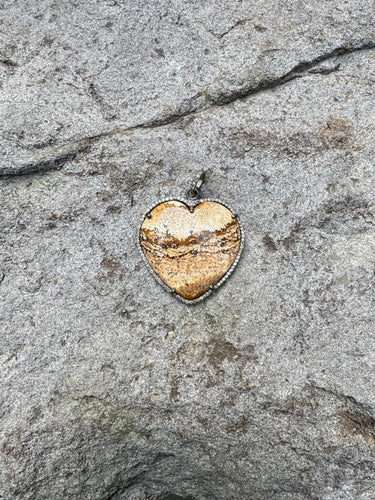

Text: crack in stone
xmin=311 ymin=384 xmax=374 ymax=414
xmin=0 ymin=41 xmax=374 ymax=178
xmin=0 ymin=58 xmax=18 ymax=68
xmin=201 ymin=18 xmax=255 ymax=39
xmin=308 ymin=63 xmax=341 ymax=75
xmin=359 ymin=212 xmax=375 ymax=227
xmin=134 ymin=41 xmax=375 ymax=129
xmin=0 ymin=150 xmax=80 ymax=177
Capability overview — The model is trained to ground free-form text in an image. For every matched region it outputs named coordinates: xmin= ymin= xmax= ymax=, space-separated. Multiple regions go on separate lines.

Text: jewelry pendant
xmin=138 ymin=172 xmax=244 ymax=303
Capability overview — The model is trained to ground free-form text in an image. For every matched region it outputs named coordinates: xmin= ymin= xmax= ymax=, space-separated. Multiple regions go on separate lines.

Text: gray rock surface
xmin=1 ymin=0 xmax=375 ymax=498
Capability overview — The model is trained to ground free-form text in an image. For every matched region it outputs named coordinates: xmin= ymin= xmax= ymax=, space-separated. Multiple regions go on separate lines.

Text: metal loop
xmin=186 ymin=171 xmax=206 ymax=200
xmin=186 ymin=187 xmax=200 ymax=199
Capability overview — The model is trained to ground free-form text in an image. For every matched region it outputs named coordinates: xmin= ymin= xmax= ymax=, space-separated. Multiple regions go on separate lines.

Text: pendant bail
xmin=186 ymin=171 xmax=206 ymax=200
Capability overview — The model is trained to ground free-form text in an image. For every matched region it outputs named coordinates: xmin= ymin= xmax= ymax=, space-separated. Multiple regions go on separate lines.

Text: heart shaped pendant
xmin=138 ymin=174 xmax=243 ymax=303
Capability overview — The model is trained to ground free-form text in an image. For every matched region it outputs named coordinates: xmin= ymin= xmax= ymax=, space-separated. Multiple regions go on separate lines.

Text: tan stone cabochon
xmin=140 ymin=201 xmax=241 ymax=300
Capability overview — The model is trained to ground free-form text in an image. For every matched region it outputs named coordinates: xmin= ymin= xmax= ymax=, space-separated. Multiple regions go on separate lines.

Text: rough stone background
xmin=0 ymin=0 xmax=375 ymax=498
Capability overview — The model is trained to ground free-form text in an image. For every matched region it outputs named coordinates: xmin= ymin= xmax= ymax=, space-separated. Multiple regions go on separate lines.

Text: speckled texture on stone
xmin=0 ymin=1 xmax=375 ymax=499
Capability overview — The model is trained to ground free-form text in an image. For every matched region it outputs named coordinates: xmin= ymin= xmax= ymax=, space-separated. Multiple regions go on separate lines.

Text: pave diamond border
xmin=138 ymin=198 xmax=244 ymax=304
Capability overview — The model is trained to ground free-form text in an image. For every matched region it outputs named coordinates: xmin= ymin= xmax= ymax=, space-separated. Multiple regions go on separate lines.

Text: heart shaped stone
xmin=139 ymin=200 xmax=242 ymax=302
